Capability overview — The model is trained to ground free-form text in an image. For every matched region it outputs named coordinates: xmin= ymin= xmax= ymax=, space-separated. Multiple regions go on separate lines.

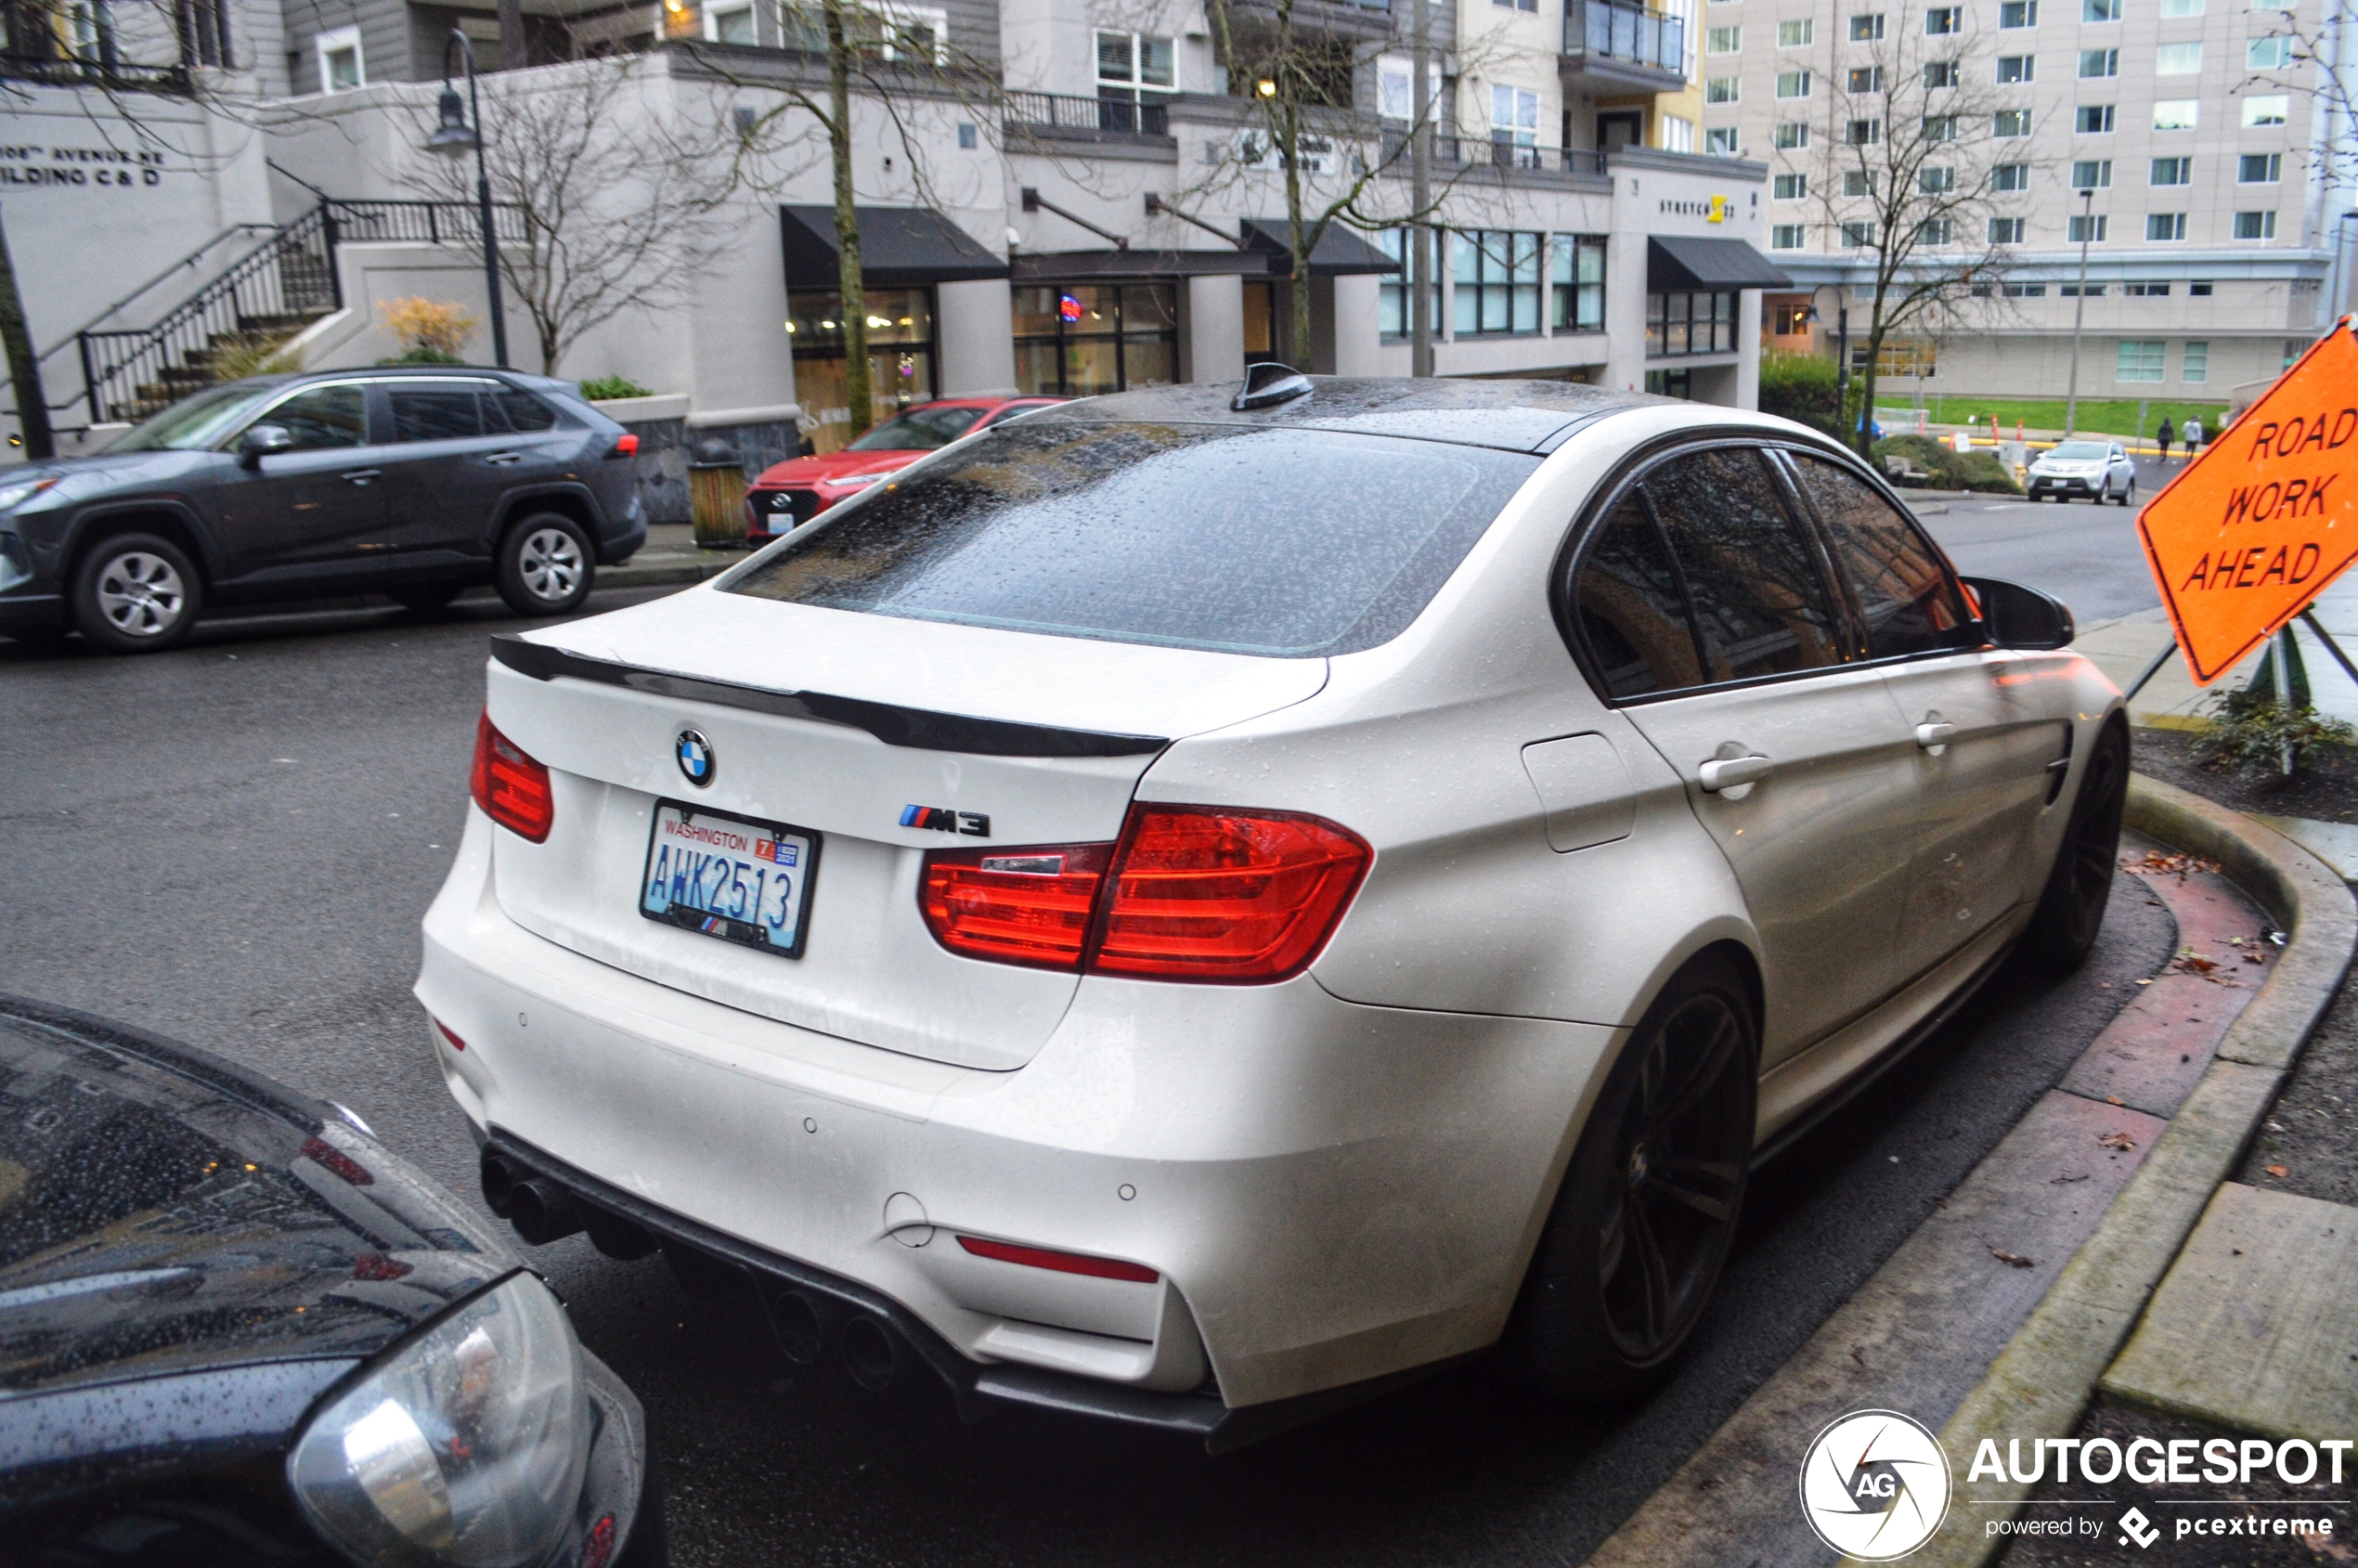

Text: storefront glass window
xmin=785 ymin=286 xmax=935 ymax=453
xmin=1012 ymin=282 xmax=1180 ymax=395
xmin=1645 ymin=291 xmax=1734 ymax=357
xmin=1452 ymin=230 xmax=1541 ymax=335
xmin=1551 ymin=234 xmax=1607 ymax=332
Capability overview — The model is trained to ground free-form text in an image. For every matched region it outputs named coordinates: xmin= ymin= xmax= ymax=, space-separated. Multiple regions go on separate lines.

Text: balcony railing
xmin=1407 ymin=135 xmax=1613 ymax=176
xmin=1564 ymin=0 xmax=1686 ymax=76
xmin=0 ymin=50 xmax=190 ymax=95
xmin=1005 ymin=91 xmax=1170 ymax=139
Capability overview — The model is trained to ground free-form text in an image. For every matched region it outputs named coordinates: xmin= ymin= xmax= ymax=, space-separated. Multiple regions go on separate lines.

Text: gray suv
xmin=0 ymin=366 xmax=646 ymax=653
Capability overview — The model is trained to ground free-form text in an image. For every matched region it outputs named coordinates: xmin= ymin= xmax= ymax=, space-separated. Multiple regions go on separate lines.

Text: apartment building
xmin=1695 ymin=0 xmax=2351 ymax=404
xmin=1 ymin=0 xmax=1797 ymax=459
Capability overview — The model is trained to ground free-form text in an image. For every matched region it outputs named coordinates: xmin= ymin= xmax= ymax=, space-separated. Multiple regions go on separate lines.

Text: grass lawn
xmin=1872 ymin=395 xmax=2232 ymax=440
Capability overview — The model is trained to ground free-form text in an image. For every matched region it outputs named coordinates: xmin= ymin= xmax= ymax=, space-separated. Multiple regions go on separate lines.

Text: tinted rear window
xmin=724 ymin=421 xmax=1538 ymax=657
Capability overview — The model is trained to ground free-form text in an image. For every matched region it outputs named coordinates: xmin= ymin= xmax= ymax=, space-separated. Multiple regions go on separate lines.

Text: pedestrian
xmin=2157 ymin=416 xmax=2175 ymax=463
xmin=2183 ymin=414 xmax=2204 ymax=456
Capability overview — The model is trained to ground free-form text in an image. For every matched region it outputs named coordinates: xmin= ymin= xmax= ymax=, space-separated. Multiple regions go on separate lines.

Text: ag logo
xmin=1799 ymin=1409 xmax=1953 ymax=1560
xmin=2118 ymin=1507 xmax=2160 ymax=1549
xmin=676 ymin=729 xmax=715 ymax=787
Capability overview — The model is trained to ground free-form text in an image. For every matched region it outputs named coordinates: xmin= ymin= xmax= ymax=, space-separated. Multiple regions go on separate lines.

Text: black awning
xmin=1009 ymin=249 xmax=1268 ymax=281
xmin=1241 ymin=219 xmax=1401 ymax=276
xmin=1646 ymin=236 xmax=1794 ymax=292
xmin=780 ymin=205 xmax=1008 ymax=289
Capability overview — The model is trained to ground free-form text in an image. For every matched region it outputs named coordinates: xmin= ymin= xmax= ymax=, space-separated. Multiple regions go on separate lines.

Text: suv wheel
xmin=71 ymin=533 xmax=202 ymax=654
xmin=495 ymin=514 xmax=594 ymax=616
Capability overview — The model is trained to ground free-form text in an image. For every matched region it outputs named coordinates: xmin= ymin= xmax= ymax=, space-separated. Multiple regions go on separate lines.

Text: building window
xmin=2183 ymin=341 xmax=2209 ymax=382
xmin=1778 ymin=19 xmax=1814 ymax=45
xmin=1992 ymin=162 xmax=2030 ymax=190
xmin=1552 ymin=234 xmax=1607 ymax=332
xmin=2234 ymin=210 xmax=2278 ymax=240
xmin=2150 ymin=158 xmax=2192 ymax=186
xmin=862 ymin=3 xmax=947 ymax=62
xmin=1662 ymin=115 xmax=1697 ymax=151
xmin=2152 ymin=100 xmax=2198 ymax=131
xmin=1775 ymin=121 xmax=1809 ymax=149
xmin=1842 ymin=220 xmax=1878 ymax=248
xmin=1705 ymin=76 xmax=1740 ymax=103
xmin=2159 ymin=0 xmax=2204 ymax=11
xmin=1845 ymin=170 xmax=1875 ymax=197
xmin=1924 ymin=60 xmax=1959 ymax=88
xmin=1989 ymin=216 xmax=2028 ymax=243
xmin=1848 ymin=66 xmax=1885 ymax=92
xmin=2242 ymin=96 xmax=2290 ymax=126
xmin=2005 ymin=281 xmax=2047 ymax=296
xmin=2078 ymin=105 xmax=2115 ymax=133
xmin=1771 ymin=224 xmax=1807 ymax=248
xmin=1849 ymin=12 xmax=1885 ymax=39
xmin=2146 ymin=213 xmax=2187 ymax=240
xmin=1919 ymin=165 xmax=1954 ymax=193
xmin=1846 ymin=118 xmax=1883 ymax=144
xmin=2079 ymin=48 xmax=2118 ymax=77
xmin=2189 ymin=280 xmax=2213 ymax=295
xmin=1925 ymin=5 xmax=1959 ymax=30
xmin=2072 ymin=159 xmax=2112 ymax=188
xmin=1644 ymin=369 xmax=1693 ymax=398
xmin=1492 ymin=84 xmax=1539 ymax=145
xmin=1646 ymin=291 xmax=1735 ymax=356
xmin=1772 ymin=303 xmax=1811 ymax=334
xmin=1097 ymin=30 xmax=1174 ymax=104
xmin=787 ymin=287 xmax=938 ymax=450
xmin=1453 ymin=230 xmax=1541 ymax=335
xmin=2248 ymin=35 xmax=2291 ymax=68
xmin=1996 ymin=55 xmax=2034 ymax=83
xmin=1378 ymin=55 xmax=1442 ymax=122
xmin=1993 ymin=110 xmax=2030 ymax=137
xmin=1923 ymin=113 xmax=1958 ymax=140
xmin=2060 ymin=282 xmax=2105 ymax=296
xmin=2083 ymin=0 xmax=2119 ymax=19
xmin=1774 ymin=172 xmax=1808 ymax=199
xmin=1013 ymin=283 xmax=1177 ymax=396
xmin=1707 ymin=24 xmax=1741 ymax=50
xmin=2239 ymin=153 xmax=2281 ymax=183
xmin=2067 ymin=214 xmax=2108 ymax=242
xmin=2123 ymin=281 xmax=2170 ymax=295
xmin=1376 ymin=230 xmax=1441 ymax=339
xmin=2155 ymin=42 xmax=2202 ymax=73
xmin=1704 ymin=125 xmax=1740 ymax=154
xmin=1999 ymin=0 xmax=2038 ymax=22
xmin=706 ymin=2 xmax=758 ymax=43
xmin=1494 ymin=0 xmax=1538 ymax=11
xmin=1776 ymin=70 xmax=1812 ymax=98
xmin=315 ymin=25 xmax=362 ymax=92
xmin=1917 ymin=217 xmax=1953 ymax=245
xmin=2116 ymin=340 xmax=2166 ymax=382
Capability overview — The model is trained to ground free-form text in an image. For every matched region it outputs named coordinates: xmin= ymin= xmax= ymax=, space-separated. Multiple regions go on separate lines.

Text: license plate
xmin=640 ymin=802 xmax=819 ymax=958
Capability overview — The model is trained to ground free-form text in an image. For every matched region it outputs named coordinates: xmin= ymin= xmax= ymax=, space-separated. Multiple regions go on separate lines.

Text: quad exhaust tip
xmin=479 ymin=1150 xmax=659 ymax=1258
xmin=840 ymin=1313 xmax=904 ymax=1393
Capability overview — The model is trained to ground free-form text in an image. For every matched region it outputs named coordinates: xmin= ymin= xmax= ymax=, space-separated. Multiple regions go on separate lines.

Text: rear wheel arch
xmin=492 ymin=486 xmax=602 ymax=548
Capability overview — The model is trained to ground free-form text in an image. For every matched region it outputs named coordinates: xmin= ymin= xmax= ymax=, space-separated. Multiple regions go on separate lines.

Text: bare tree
xmin=1812 ymin=16 xmax=2016 ymax=450
xmin=2248 ymin=4 xmax=2354 ymax=187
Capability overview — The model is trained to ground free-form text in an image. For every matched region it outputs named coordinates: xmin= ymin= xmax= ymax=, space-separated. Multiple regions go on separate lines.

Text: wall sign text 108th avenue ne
xmin=0 ymin=146 xmax=166 ymax=188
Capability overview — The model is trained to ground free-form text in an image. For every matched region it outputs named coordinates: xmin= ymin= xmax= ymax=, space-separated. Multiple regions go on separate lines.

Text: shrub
xmin=1871 ymin=433 xmax=2023 ymax=495
xmin=2192 ymin=685 xmax=2356 ymax=779
xmin=376 ymin=297 xmax=476 ymax=360
xmin=209 ymin=331 xmax=303 ymax=382
xmin=577 ymin=374 xmax=655 ymax=401
xmin=1758 ymin=348 xmax=1841 ymax=435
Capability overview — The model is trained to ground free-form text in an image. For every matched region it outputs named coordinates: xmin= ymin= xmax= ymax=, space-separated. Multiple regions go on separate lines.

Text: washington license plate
xmin=639 ymin=803 xmax=819 ymax=958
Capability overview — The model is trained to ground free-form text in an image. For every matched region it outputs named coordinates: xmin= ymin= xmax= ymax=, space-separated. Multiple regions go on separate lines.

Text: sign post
xmin=2136 ymin=320 xmax=2358 ymax=686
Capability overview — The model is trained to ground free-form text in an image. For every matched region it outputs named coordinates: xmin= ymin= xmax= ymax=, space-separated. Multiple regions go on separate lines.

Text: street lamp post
xmin=2063 ymin=186 xmax=2093 ymax=439
xmin=423 ymin=30 xmax=510 ymax=369
xmin=1806 ymin=283 xmax=1850 ymax=445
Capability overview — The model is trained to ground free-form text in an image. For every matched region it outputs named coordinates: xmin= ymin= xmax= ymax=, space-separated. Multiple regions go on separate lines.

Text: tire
xmin=495 ymin=514 xmax=594 ymax=616
xmin=69 ymin=532 xmax=202 ymax=654
xmin=2021 ymin=719 xmax=2131 ymax=976
xmin=389 ymin=582 xmax=465 ymax=615
xmin=1510 ymin=954 xmax=1757 ymax=1406
xmin=2118 ymin=481 xmax=2135 ymax=508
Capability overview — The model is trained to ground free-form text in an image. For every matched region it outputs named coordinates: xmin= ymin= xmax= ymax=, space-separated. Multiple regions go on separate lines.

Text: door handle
xmin=483 ymin=451 xmax=525 ymax=466
xmin=1914 ymin=720 xmax=1957 ymax=750
xmin=1698 ymin=755 xmax=1774 ymax=793
xmin=340 ymin=469 xmax=380 ymax=485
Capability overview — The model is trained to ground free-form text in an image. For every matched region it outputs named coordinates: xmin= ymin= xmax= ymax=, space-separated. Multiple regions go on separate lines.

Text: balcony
xmin=1004 ymin=91 xmax=1173 ymax=148
xmin=1561 ymin=0 xmax=1686 ymax=92
xmin=1384 ymin=130 xmax=1613 ymax=181
xmin=0 ymin=50 xmax=190 ymax=95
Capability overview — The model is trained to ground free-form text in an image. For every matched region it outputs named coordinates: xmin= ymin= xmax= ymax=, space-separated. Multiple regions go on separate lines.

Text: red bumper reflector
xmin=956 ymin=1235 xmax=1160 ymax=1284
xmin=432 ymin=1018 xmax=467 ymax=1053
xmin=470 ymin=711 xmax=555 ymax=842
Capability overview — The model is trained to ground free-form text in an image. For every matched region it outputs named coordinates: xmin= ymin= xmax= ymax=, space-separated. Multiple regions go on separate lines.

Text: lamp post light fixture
xmin=424 ymin=28 xmax=511 ymax=369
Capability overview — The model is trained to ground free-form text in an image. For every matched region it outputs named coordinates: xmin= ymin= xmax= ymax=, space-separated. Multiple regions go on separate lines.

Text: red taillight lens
xmin=916 ymin=806 xmax=1370 ymax=983
xmin=1091 ymin=808 xmax=1372 ymax=981
xmin=609 ymin=433 xmax=639 ymax=459
xmin=956 ymin=1235 xmax=1160 ymax=1283
xmin=470 ymin=711 xmax=554 ymax=842
xmin=920 ymin=844 xmax=1110 ymax=971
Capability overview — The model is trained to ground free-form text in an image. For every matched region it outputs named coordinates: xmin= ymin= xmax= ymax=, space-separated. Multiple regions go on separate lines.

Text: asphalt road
xmin=0 ymin=572 xmax=2183 ymax=1566
xmin=1909 ymin=453 xmax=2182 ymax=625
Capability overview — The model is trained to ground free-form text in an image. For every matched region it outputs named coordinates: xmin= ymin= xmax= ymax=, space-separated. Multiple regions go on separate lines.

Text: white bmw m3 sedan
xmin=417 ymin=372 xmax=2129 ymax=1450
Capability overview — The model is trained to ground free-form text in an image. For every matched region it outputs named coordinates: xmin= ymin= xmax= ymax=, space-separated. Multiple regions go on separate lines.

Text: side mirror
xmin=237 ymin=424 xmax=294 ymax=468
xmin=1962 ymin=576 xmax=2075 ymax=651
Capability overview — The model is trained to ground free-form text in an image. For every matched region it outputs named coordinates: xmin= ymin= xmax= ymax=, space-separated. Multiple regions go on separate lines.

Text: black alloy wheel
xmin=2022 ymin=719 xmax=2131 ymax=974
xmin=1513 ymin=956 xmax=1756 ymax=1405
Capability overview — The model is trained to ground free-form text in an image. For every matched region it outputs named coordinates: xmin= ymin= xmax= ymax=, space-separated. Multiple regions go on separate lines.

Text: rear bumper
xmin=2028 ymin=475 xmax=2102 ymax=496
xmin=415 ymin=809 xmax=1612 ymax=1427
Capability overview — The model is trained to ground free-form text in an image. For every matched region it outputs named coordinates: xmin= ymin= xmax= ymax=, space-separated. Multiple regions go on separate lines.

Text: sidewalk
xmin=602 ymin=522 xmax=750 ymax=590
xmin=2072 ymin=567 xmax=2358 ymax=732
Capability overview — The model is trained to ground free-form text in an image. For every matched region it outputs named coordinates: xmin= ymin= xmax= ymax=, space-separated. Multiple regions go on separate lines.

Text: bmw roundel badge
xmin=675 ymin=728 xmax=715 ymax=787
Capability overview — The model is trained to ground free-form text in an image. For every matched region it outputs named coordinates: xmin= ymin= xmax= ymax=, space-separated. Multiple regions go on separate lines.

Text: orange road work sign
xmin=2137 ymin=320 xmax=2358 ymax=685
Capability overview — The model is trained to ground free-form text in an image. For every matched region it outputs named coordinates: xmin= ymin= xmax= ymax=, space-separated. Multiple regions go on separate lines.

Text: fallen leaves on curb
xmin=1988 ymin=1247 xmax=2037 ymax=1268
xmin=2266 ymin=1164 xmax=2290 ymax=1178
xmin=2122 ymin=850 xmax=2222 ymax=879
xmin=2098 ymin=1132 xmax=2138 ymax=1151
xmin=2167 ymin=949 xmax=2246 ymax=986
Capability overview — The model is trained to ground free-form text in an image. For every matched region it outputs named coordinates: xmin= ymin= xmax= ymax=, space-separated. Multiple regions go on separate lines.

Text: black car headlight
xmin=288 ymin=1272 xmax=591 ymax=1567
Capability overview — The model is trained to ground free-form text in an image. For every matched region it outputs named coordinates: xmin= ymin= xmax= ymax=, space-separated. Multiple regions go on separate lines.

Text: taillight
xmin=916 ymin=806 xmax=1370 ymax=983
xmin=470 ymin=711 xmax=554 ymax=842
xmin=607 ymin=433 xmax=639 ymax=460
xmin=920 ymin=844 xmax=1110 ymax=970
xmin=1092 ymin=808 xmax=1371 ymax=981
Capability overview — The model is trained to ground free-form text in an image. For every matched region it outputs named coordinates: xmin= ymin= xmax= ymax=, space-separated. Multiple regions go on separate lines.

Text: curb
xmin=1900 ymin=773 xmax=2356 ymax=1568
xmin=601 ymin=551 xmax=746 ymax=591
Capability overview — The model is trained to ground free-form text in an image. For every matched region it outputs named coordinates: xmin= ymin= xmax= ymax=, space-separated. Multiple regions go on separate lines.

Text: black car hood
xmin=0 ymin=996 xmax=517 ymax=1399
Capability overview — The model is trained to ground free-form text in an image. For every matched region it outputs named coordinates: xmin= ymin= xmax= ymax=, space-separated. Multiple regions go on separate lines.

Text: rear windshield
xmin=724 ymin=421 xmax=1538 ymax=657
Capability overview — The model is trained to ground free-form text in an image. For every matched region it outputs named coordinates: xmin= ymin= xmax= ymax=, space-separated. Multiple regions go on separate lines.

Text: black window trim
xmin=1552 ymin=429 xmax=1987 ymax=707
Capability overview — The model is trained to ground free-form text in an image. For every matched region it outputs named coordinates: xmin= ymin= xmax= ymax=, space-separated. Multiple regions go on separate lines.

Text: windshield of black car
xmin=724 ymin=421 xmax=1539 ymax=657
xmin=2050 ymin=441 xmax=2111 ymax=460
xmin=110 ymin=384 xmax=274 ymax=451
xmin=845 ymin=406 xmax=983 ymax=451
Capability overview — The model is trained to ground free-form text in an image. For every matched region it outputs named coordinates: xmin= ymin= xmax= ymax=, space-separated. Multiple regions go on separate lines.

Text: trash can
xmin=688 ymin=435 xmax=745 ymax=551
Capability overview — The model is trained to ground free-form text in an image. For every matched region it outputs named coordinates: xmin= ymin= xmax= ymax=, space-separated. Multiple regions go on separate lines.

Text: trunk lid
xmin=482 ymin=588 xmax=1328 ymax=1070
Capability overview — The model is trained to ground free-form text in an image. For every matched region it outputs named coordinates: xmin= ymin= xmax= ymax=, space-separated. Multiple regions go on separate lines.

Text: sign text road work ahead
xmin=2138 ymin=323 xmax=2358 ymax=684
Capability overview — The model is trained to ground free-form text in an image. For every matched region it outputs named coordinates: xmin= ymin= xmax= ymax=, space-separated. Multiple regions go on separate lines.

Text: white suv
xmin=2028 ymin=439 xmax=2136 ymax=505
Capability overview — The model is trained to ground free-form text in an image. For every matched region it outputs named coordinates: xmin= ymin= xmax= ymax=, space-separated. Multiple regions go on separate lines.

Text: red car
xmin=744 ymin=395 xmax=1065 ymax=540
